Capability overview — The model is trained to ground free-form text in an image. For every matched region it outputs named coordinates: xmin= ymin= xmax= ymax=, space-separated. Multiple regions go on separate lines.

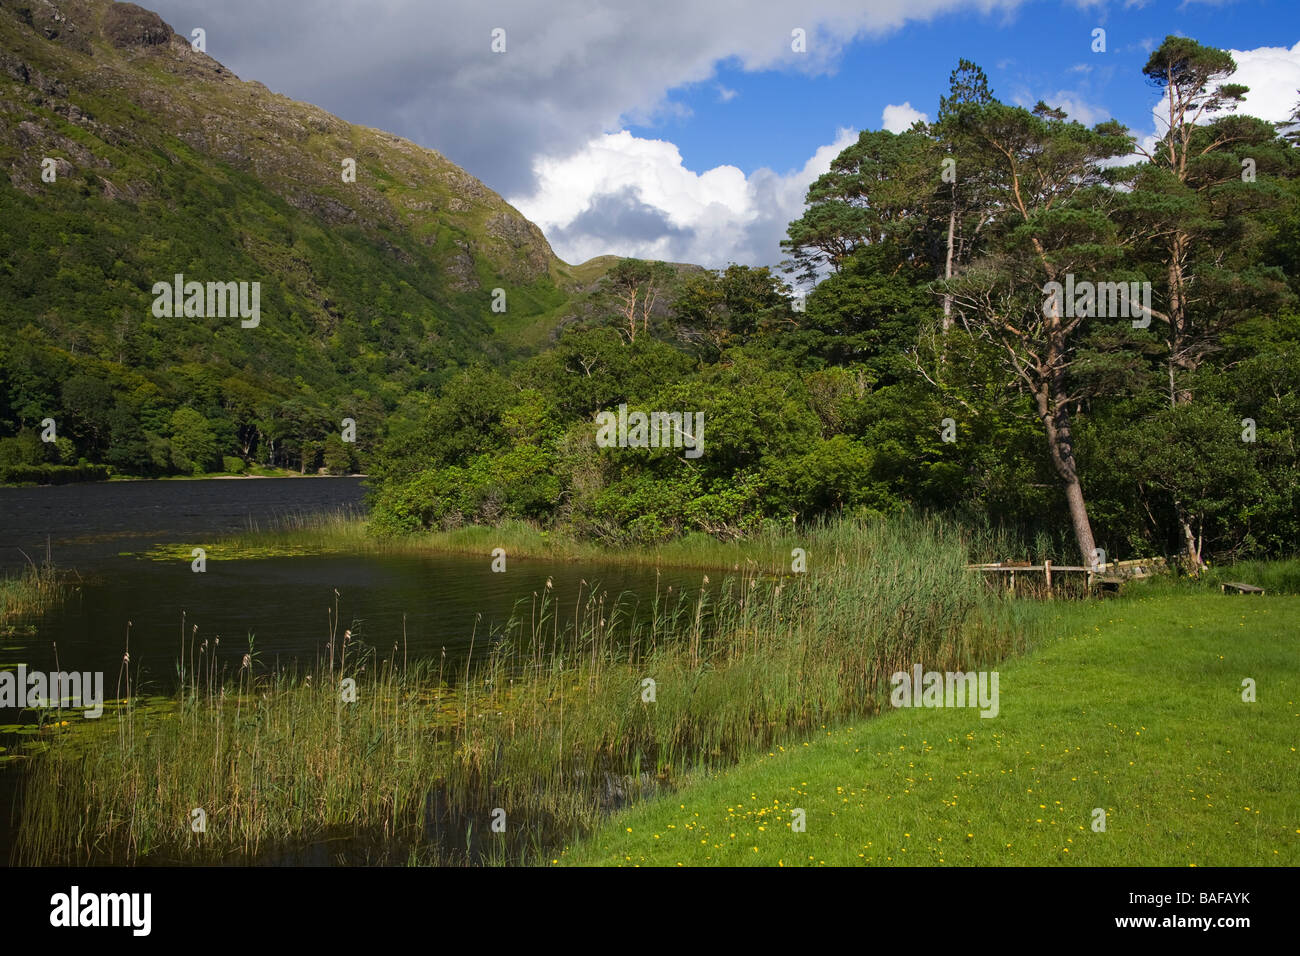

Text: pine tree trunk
xmin=942 ymin=206 xmax=956 ymax=331
xmin=1164 ymin=241 xmax=1204 ymax=574
xmin=1174 ymin=496 xmax=1204 ymax=575
xmin=1037 ymin=382 xmax=1097 ymax=567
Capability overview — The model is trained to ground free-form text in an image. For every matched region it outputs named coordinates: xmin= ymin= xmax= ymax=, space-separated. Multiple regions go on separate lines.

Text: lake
xmin=0 ymin=477 xmax=710 ymax=688
xmin=0 ymin=478 xmax=714 ymax=863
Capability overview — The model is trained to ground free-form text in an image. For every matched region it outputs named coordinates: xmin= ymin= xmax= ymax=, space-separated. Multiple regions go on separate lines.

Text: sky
xmin=143 ymin=0 xmax=1300 ymax=270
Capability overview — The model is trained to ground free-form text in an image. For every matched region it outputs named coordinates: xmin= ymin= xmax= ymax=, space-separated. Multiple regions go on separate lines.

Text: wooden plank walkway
xmin=966 ymin=557 xmax=1168 ymax=596
xmin=966 ymin=561 xmax=1095 ymax=597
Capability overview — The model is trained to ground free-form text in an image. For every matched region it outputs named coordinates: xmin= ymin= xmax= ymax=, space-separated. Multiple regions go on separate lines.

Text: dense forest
xmin=3 ymin=9 xmax=1298 ymax=569
xmin=370 ymin=42 xmax=1300 ymax=569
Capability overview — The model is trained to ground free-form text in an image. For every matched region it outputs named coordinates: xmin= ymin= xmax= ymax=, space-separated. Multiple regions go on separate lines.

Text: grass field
xmin=560 ymin=591 xmax=1299 ymax=866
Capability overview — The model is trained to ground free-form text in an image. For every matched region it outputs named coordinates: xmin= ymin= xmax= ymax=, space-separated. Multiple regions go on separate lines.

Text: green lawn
xmin=560 ymin=593 xmax=1299 ymax=866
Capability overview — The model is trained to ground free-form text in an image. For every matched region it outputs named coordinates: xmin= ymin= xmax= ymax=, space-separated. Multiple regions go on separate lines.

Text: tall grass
xmin=13 ymin=515 xmax=1040 ymax=865
xmin=185 ymin=510 xmax=824 ymax=573
xmin=1128 ymin=557 xmax=1300 ymax=596
xmin=0 ymin=550 xmax=67 ymax=627
xmin=1199 ymin=557 xmax=1300 ymax=593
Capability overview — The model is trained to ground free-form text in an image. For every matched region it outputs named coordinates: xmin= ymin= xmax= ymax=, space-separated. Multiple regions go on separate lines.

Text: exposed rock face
xmin=485 ymin=212 xmax=552 ymax=283
xmin=102 ymin=3 xmax=173 ymax=48
xmin=6 ymin=0 xmax=92 ymax=52
xmin=447 ymin=241 xmax=479 ymax=292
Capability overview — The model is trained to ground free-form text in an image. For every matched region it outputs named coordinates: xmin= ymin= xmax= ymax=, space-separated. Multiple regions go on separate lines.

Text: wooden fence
xmin=966 ymin=557 xmax=1167 ymax=597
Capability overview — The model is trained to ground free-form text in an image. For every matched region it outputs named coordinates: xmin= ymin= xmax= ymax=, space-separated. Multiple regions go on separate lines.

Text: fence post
xmin=1045 ymin=560 xmax=1053 ymax=598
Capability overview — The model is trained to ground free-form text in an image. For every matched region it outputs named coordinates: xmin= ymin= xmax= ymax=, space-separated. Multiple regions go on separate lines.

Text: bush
xmin=0 ymin=463 xmax=111 ymax=485
xmin=221 ymin=456 xmax=246 ymax=475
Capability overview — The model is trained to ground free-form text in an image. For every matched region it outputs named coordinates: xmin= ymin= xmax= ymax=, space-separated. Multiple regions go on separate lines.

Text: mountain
xmin=0 ymin=0 xmax=599 ymax=474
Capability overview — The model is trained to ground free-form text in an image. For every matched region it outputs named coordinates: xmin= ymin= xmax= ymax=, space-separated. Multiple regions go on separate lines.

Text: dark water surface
xmin=0 ymin=476 xmax=370 ymax=573
xmin=0 ymin=477 xmax=707 ymax=685
xmin=0 ymin=478 xmax=712 ymax=863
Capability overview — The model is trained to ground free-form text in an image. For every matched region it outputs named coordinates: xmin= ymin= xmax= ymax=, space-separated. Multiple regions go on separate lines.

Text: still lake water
xmin=1 ymin=477 xmax=714 ymax=862
xmin=0 ymin=477 xmax=709 ymax=687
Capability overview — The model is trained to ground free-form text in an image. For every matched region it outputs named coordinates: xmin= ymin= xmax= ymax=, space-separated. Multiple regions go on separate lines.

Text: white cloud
xmin=1218 ymin=41 xmax=1300 ymax=124
xmin=881 ymin=101 xmax=928 ymax=132
xmin=1045 ymin=91 xmax=1107 ymax=126
xmin=146 ymin=0 xmax=1026 ymax=196
xmin=509 ymin=128 xmax=859 ymax=268
xmin=1140 ymin=40 xmax=1300 ymax=157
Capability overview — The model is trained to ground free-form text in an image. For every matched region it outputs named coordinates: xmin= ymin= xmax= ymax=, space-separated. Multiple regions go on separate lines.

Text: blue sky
xmin=145 ymin=0 xmax=1300 ymax=269
xmin=631 ymin=0 xmax=1300 ymax=176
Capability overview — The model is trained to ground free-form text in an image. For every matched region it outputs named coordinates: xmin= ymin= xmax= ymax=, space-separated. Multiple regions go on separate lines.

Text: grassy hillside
xmin=0 ymin=0 xmax=581 ymax=474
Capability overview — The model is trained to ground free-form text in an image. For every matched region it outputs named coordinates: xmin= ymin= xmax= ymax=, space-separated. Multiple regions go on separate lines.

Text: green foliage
xmin=0 ymin=0 xmax=569 ymax=481
xmin=3 ymin=7 xmax=1297 ymax=566
xmin=168 ymin=407 xmax=218 ymax=474
xmin=369 ymin=41 xmax=1300 ymax=564
xmin=0 ymin=462 xmax=109 ymax=484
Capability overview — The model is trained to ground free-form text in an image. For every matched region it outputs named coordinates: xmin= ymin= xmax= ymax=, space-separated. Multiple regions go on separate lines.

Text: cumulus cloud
xmin=1009 ymin=85 xmax=1110 ymax=126
xmin=881 ymin=101 xmax=928 ymax=132
xmin=146 ymin=0 xmax=1023 ymax=196
xmin=1139 ymin=40 xmax=1300 ymax=156
xmin=133 ymin=4 xmax=1300 ymax=274
xmin=1213 ymin=41 xmax=1300 ymax=124
xmin=509 ymin=128 xmax=859 ymax=268
xmin=1043 ymin=91 xmax=1107 ymax=126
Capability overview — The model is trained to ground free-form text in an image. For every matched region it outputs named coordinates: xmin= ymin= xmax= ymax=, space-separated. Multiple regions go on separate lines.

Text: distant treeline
xmin=0 ymin=462 xmax=109 ymax=485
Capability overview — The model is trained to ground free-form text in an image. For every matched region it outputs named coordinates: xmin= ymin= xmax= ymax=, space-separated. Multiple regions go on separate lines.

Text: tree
xmin=1285 ymin=92 xmax=1300 ymax=145
xmin=169 ymin=408 xmax=219 ymax=474
xmin=322 ymin=434 xmax=354 ymax=475
xmin=945 ymin=102 xmax=1133 ymax=565
xmin=1128 ymin=36 xmax=1293 ymax=570
xmin=934 ymin=59 xmax=998 ymax=328
xmin=786 ymin=241 xmax=935 ymax=376
xmin=603 ymin=259 xmax=676 ymax=343
xmin=782 ymin=129 xmax=933 ymax=283
xmin=60 ymin=374 xmax=114 ymax=457
xmin=1137 ymin=36 xmax=1257 ymax=403
xmin=1110 ymin=402 xmax=1261 ymax=569
xmin=672 ymin=264 xmax=791 ymax=355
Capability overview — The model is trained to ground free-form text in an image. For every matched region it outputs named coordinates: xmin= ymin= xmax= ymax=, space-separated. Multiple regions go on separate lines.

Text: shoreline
xmin=110 ymin=473 xmax=367 ymax=481
xmin=1 ymin=473 xmax=367 ymax=488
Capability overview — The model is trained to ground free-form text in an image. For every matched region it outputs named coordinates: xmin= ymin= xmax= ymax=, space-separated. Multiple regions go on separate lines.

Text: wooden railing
xmin=966 ymin=557 xmax=1167 ymax=596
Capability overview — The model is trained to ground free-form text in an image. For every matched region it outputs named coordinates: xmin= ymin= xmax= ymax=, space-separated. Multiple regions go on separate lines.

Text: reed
xmin=0 ymin=547 xmax=68 ymax=627
xmin=181 ymin=510 xmax=812 ymax=573
xmin=12 ymin=514 xmax=1040 ymax=865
